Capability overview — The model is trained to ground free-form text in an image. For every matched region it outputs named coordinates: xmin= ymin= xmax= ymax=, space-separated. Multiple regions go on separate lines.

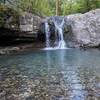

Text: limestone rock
xmin=38 ymin=9 xmax=100 ymax=48
xmin=20 ymin=12 xmax=42 ymax=34
xmin=65 ymin=9 xmax=100 ymax=47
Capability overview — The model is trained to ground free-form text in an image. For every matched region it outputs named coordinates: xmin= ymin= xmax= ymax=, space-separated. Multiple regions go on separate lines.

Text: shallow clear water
xmin=0 ymin=49 xmax=100 ymax=100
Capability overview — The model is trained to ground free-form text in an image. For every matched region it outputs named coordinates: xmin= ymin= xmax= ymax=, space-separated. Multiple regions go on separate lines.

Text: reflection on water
xmin=0 ymin=49 xmax=100 ymax=100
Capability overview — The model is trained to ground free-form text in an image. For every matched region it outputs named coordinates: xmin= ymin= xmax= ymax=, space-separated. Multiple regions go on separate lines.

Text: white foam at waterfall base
xmin=57 ymin=40 xmax=66 ymax=49
xmin=43 ymin=47 xmax=68 ymax=50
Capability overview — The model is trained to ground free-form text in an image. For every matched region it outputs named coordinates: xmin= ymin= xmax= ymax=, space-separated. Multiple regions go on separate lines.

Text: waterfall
xmin=45 ymin=22 xmax=50 ymax=48
xmin=54 ymin=18 xmax=66 ymax=49
xmin=44 ymin=18 xmax=66 ymax=50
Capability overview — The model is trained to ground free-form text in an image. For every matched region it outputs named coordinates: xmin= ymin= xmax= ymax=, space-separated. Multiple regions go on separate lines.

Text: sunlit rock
xmin=65 ymin=9 xmax=100 ymax=47
xmin=39 ymin=9 xmax=100 ymax=48
xmin=20 ymin=12 xmax=42 ymax=34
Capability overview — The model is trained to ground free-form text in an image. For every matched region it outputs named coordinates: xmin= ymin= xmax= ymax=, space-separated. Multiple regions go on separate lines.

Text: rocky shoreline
xmin=0 ymin=45 xmax=32 ymax=55
xmin=0 ymin=43 xmax=45 ymax=55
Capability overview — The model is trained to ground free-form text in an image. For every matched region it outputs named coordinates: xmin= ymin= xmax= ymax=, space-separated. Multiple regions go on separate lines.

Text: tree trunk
xmin=56 ymin=0 xmax=60 ymax=15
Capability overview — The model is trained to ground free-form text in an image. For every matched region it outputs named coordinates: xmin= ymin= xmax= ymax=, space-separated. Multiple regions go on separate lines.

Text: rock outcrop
xmin=39 ymin=9 xmax=100 ymax=48
xmin=65 ymin=9 xmax=100 ymax=47
xmin=20 ymin=12 xmax=42 ymax=34
xmin=0 ymin=13 xmax=43 ymax=46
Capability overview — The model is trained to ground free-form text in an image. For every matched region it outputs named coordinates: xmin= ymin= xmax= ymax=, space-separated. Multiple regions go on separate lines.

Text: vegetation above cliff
xmin=0 ymin=0 xmax=100 ymax=16
xmin=0 ymin=3 xmax=19 ymax=28
xmin=0 ymin=0 xmax=100 ymax=28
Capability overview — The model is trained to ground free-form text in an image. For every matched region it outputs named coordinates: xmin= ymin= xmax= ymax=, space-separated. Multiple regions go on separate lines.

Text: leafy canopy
xmin=0 ymin=0 xmax=100 ymax=16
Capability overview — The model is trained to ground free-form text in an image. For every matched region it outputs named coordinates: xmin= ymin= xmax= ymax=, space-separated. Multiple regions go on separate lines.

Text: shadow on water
xmin=0 ymin=49 xmax=100 ymax=100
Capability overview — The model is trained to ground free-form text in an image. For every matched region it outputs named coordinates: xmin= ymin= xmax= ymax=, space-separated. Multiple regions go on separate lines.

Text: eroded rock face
xmin=20 ymin=12 xmax=42 ymax=34
xmin=39 ymin=9 xmax=100 ymax=48
xmin=65 ymin=9 xmax=100 ymax=47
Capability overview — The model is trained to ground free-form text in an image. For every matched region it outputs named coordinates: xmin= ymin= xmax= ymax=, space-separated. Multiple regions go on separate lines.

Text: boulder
xmin=65 ymin=9 xmax=100 ymax=47
xmin=20 ymin=12 xmax=42 ymax=34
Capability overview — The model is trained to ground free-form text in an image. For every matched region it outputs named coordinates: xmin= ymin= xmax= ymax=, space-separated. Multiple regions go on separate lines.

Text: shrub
xmin=0 ymin=4 xmax=20 ymax=29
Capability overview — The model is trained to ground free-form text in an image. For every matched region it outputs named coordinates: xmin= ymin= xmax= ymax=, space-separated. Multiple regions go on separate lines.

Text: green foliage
xmin=74 ymin=0 xmax=100 ymax=13
xmin=0 ymin=0 xmax=100 ymax=18
xmin=7 ymin=0 xmax=54 ymax=16
xmin=61 ymin=0 xmax=100 ymax=15
xmin=0 ymin=4 xmax=19 ymax=28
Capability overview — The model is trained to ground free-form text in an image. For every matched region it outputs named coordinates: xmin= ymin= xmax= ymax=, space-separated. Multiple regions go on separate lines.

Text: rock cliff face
xmin=2 ymin=9 xmax=100 ymax=48
xmin=40 ymin=9 xmax=100 ymax=48
xmin=65 ymin=9 xmax=100 ymax=47
xmin=20 ymin=12 xmax=42 ymax=34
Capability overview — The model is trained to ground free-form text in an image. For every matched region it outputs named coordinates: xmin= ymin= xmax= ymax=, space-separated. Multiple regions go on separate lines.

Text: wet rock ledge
xmin=0 ymin=45 xmax=33 ymax=55
xmin=0 ymin=42 xmax=45 ymax=55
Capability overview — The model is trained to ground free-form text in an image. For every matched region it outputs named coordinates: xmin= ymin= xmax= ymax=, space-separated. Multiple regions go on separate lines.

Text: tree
xmin=0 ymin=3 xmax=19 ymax=28
xmin=56 ymin=0 xmax=61 ymax=15
xmin=1 ymin=0 xmax=100 ymax=16
xmin=67 ymin=0 xmax=100 ymax=14
xmin=7 ymin=0 xmax=54 ymax=16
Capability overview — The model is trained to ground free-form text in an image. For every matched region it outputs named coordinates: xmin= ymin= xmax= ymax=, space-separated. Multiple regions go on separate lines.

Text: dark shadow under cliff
xmin=0 ymin=28 xmax=37 ymax=46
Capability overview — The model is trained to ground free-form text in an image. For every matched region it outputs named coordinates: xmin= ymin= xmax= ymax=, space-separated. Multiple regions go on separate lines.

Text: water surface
xmin=0 ymin=49 xmax=100 ymax=100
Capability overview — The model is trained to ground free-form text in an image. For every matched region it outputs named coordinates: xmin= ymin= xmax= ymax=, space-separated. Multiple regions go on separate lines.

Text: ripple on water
xmin=0 ymin=49 xmax=100 ymax=100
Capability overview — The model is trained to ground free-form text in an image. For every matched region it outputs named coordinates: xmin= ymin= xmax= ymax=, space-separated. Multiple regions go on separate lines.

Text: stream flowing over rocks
xmin=39 ymin=9 xmax=100 ymax=48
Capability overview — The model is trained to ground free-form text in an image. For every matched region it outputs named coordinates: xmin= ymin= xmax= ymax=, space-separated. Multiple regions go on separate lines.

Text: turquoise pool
xmin=0 ymin=49 xmax=100 ymax=100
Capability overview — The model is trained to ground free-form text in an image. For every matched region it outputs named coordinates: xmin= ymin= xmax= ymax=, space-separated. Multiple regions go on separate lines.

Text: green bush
xmin=0 ymin=4 xmax=20 ymax=28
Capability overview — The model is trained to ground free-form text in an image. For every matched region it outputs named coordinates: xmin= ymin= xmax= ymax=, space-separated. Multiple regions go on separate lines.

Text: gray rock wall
xmin=20 ymin=9 xmax=100 ymax=48
xmin=20 ymin=12 xmax=42 ymax=34
xmin=42 ymin=9 xmax=100 ymax=48
xmin=65 ymin=9 xmax=100 ymax=47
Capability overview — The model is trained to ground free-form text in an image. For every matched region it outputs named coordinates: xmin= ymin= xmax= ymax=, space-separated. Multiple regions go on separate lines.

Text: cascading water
xmin=54 ymin=18 xmax=66 ymax=49
xmin=44 ymin=18 xmax=66 ymax=50
xmin=45 ymin=22 xmax=50 ymax=48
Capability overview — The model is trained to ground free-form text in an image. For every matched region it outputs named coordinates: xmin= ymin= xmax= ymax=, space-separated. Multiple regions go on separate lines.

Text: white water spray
xmin=54 ymin=18 xmax=66 ymax=49
xmin=45 ymin=22 xmax=50 ymax=48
